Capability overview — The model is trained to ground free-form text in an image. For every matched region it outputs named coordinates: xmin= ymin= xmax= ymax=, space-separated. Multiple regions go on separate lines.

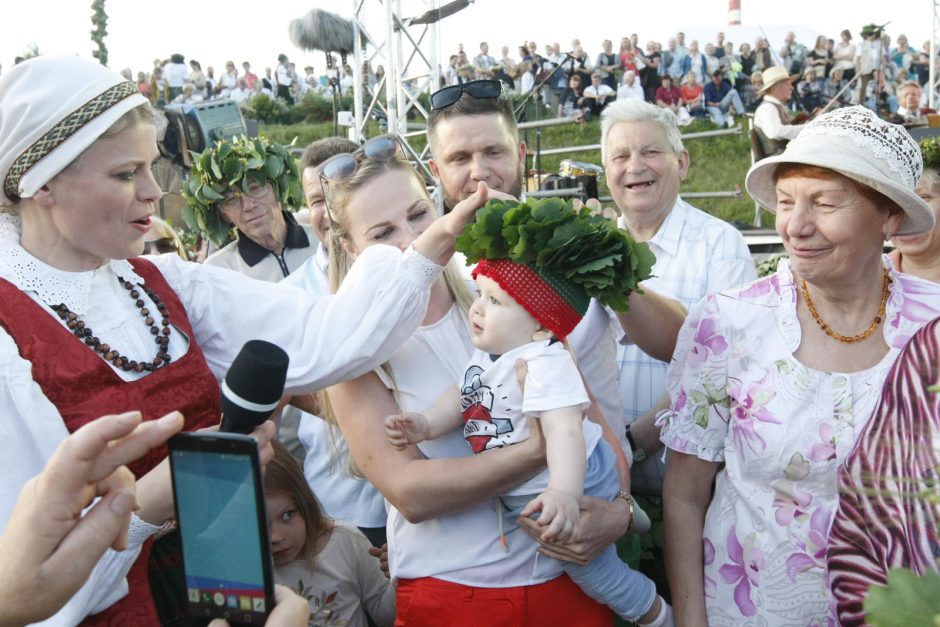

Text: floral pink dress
xmin=659 ymin=259 xmax=940 ymax=626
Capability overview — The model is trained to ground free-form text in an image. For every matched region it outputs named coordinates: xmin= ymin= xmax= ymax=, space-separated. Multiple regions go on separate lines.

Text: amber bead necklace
xmin=800 ymin=267 xmax=891 ymax=344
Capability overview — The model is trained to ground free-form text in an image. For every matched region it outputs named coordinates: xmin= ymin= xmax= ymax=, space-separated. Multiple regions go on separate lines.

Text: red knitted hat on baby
xmin=456 ymin=197 xmax=655 ymax=340
xmin=472 ymin=258 xmax=589 ymax=340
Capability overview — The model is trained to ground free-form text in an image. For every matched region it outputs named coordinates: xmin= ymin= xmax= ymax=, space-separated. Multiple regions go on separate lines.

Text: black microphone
xmin=219 ymin=340 xmax=290 ymax=434
xmin=289 ymin=9 xmax=358 ymax=55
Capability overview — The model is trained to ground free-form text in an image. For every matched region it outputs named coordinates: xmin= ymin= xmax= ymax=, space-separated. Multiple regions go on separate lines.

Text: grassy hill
xmin=261 ymin=115 xmax=774 ymax=227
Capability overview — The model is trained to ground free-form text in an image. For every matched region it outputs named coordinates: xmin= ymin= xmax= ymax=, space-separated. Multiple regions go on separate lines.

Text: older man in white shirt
xmin=617 ymin=70 xmax=645 ymax=101
xmin=601 ymin=99 xmax=756 ymax=495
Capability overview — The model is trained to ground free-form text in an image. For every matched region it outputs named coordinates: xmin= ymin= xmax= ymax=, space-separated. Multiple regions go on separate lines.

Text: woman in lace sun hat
xmin=660 ymin=105 xmax=940 ymax=626
xmin=0 ymin=54 xmax=490 ymax=625
xmin=745 ymin=105 xmax=934 ymax=235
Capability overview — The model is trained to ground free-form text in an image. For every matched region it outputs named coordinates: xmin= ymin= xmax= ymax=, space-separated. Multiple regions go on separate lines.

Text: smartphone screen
xmin=168 ymin=432 xmax=274 ymax=625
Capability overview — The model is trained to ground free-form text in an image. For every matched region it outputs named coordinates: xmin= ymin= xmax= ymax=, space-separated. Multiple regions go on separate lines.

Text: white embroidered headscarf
xmin=0 ymin=55 xmax=148 ymax=205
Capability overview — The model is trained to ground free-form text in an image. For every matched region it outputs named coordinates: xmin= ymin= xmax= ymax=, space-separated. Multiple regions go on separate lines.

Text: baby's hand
xmin=520 ymin=488 xmax=581 ymax=543
xmin=383 ymin=412 xmax=430 ymax=449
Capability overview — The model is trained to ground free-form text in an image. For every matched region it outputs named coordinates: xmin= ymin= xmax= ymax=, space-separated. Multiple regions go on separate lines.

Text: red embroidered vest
xmin=0 ymin=258 xmax=220 ymax=626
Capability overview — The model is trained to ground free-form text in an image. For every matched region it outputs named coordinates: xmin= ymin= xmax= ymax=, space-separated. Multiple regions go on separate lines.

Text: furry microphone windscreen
xmin=289 ymin=9 xmax=358 ymax=55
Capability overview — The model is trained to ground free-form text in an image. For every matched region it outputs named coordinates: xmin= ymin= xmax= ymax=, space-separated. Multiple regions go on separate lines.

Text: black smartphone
xmin=168 ymin=432 xmax=275 ymax=625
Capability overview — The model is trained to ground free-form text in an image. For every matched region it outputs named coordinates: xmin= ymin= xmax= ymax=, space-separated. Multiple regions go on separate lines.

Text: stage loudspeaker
xmin=185 ymin=100 xmax=247 ymax=151
xmin=163 ymin=99 xmax=247 ymax=158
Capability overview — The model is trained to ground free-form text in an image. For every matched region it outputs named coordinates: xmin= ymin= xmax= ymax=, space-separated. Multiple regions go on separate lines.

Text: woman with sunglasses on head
xmin=318 ymin=137 xmax=617 ymax=626
xmin=0 ymin=56 xmax=489 ymax=626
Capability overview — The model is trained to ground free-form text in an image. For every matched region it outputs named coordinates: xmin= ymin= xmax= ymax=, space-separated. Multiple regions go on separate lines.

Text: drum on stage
xmin=558 ymin=159 xmax=603 ymax=200
xmin=559 ymin=159 xmax=603 ymax=178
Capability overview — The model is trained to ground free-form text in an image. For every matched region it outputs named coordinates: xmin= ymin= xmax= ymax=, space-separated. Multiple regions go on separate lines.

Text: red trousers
xmin=395 ymin=574 xmax=613 ymax=626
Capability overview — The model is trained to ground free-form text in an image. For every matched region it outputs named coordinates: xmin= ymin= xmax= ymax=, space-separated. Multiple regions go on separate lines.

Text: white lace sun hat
xmin=745 ymin=106 xmax=935 ymax=236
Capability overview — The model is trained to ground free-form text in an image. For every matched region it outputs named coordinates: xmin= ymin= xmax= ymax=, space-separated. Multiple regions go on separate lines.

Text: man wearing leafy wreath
xmin=385 ymin=198 xmax=674 ymax=627
xmin=183 ymin=135 xmax=316 ymax=282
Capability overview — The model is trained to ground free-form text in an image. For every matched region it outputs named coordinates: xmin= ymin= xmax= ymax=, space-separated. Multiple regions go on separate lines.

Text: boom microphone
xmin=219 ymin=340 xmax=290 ymax=434
xmin=289 ymin=9 xmax=358 ymax=55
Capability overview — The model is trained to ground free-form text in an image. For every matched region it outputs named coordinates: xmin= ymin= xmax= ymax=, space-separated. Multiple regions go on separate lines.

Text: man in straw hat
xmin=753 ymin=65 xmax=807 ymax=157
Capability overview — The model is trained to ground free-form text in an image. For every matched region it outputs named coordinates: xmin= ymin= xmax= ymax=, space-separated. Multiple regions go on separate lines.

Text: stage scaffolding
xmin=348 ymin=0 xmax=472 ymax=178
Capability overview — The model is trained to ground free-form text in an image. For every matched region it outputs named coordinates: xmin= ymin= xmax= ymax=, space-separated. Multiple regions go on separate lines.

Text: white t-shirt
xmin=460 ymin=341 xmax=600 ymax=497
xmin=585 ymin=84 xmax=616 ymax=101
xmin=379 ymin=306 xmax=563 ymax=586
xmin=163 ymin=61 xmax=188 ymax=88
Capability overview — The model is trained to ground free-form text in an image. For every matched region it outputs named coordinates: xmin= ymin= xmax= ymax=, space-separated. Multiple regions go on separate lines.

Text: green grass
xmin=259 ymin=115 xmax=774 ymax=226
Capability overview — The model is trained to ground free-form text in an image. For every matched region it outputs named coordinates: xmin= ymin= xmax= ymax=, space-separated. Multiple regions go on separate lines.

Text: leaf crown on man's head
xmin=181 ymin=134 xmax=303 ymax=246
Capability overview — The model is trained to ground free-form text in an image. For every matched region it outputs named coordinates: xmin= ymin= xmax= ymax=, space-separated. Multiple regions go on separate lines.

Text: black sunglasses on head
xmin=430 ymin=79 xmax=503 ymax=110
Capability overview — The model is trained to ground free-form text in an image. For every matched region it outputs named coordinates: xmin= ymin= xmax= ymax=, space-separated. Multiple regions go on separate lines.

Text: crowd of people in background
xmin=85 ymin=24 xmax=939 ymax=129
xmin=4 ymin=20 xmax=940 ymax=627
xmin=129 ymin=52 xmax=371 ymax=110
xmin=441 ymin=26 xmax=938 ymax=127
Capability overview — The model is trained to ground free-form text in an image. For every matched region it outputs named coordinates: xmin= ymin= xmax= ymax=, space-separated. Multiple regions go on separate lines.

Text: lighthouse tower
xmin=729 ymin=0 xmax=741 ymax=24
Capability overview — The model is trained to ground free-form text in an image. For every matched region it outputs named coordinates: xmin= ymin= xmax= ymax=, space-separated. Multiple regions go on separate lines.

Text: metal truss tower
xmin=348 ymin=0 xmax=471 ymax=177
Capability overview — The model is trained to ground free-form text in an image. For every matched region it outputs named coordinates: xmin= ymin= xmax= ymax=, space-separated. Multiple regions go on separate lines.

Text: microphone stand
xmin=513 ymin=53 xmax=570 ymax=121
xmin=515 ymin=55 xmax=570 ymax=193
xmin=326 ymin=51 xmax=340 ymax=137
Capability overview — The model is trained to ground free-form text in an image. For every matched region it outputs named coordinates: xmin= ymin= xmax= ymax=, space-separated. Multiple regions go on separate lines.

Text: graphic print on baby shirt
xmin=460 ymin=364 xmax=515 ymax=453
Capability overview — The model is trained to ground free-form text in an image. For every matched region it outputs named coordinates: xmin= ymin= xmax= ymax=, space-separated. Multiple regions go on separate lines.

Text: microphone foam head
xmin=288 ymin=8 xmax=358 ymax=55
xmin=221 ymin=340 xmax=289 ymax=424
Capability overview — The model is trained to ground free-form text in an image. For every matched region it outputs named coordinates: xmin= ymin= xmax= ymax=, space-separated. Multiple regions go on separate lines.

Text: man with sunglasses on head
xmin=424 ymin=79 xmax=686 ymax=615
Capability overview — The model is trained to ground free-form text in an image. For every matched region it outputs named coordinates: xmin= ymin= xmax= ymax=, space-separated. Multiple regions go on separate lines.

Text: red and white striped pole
xmin=728 ymin=0 xmax=741 ymax=25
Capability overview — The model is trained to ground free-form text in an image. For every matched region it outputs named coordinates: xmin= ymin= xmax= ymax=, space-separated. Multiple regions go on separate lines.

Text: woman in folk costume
xmin=0 ymin=55 xmax=488 ymax=625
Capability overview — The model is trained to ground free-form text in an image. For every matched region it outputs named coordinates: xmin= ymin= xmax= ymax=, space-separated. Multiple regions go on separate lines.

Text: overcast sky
xmin=1 ymin=0 xmax=931 ymax=78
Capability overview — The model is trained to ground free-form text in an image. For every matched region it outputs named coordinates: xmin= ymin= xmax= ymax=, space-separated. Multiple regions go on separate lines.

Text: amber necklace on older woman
xmin=800 ymin=267 xmax=891 ymax=344
xmin=49 ymin=276 xmax=172 ymax=372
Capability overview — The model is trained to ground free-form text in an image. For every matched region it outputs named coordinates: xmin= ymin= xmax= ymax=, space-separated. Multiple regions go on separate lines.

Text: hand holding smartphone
xmin=168 ymin=432 xmax=275 ymax=625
